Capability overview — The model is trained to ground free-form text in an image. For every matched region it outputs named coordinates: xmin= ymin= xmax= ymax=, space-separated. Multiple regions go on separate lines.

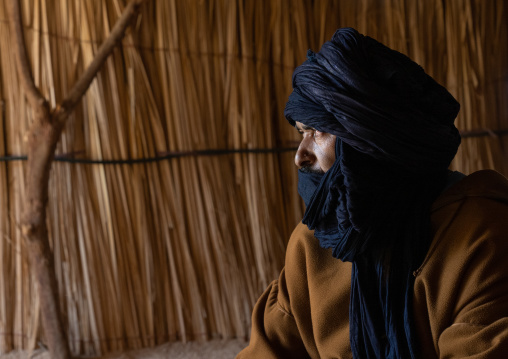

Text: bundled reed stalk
xmin=0 ymin=0 xmax=506 ymax=357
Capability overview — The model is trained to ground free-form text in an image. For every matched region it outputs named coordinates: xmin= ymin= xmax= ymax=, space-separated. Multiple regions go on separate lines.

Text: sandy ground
xmin=0 ymin=339 xmax=247 ymax=359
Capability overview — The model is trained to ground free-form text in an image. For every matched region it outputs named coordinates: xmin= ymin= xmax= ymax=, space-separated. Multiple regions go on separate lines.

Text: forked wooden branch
xmin=56 ymin=0 xmax=148 ymax=122
xmin=7 ymin=0 xmax=148 ymax=358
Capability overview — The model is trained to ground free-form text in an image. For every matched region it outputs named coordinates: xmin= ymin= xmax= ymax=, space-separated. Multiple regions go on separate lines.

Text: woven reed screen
xmin=0 ymin=0 xmax=506 ymax=356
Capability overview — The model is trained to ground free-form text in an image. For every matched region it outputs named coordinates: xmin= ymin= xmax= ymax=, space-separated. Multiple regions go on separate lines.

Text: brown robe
xmin=237 ymin=170 xmax=508 ymax=358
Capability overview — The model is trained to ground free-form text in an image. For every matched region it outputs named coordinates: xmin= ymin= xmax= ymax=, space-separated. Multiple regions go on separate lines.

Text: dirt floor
xmin=1 ymin=339 xmax=247 ymax=359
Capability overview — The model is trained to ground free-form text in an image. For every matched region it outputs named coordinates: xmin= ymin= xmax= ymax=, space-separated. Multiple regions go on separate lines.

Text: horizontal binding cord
xmin=459 ymin=128 xmax=508 ymax=138
xmin=1 ymin=128 xmax=507 ymax=165
xmin=0 ymin=147 xmax=299 ymax=164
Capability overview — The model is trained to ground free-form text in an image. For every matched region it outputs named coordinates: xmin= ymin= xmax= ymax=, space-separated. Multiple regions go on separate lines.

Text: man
xmin=237 ymin=28 xmax=508 ymax=358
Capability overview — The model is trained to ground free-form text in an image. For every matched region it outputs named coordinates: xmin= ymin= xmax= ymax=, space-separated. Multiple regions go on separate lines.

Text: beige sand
xmin=1 ymin=339 xmax=247 ymax=359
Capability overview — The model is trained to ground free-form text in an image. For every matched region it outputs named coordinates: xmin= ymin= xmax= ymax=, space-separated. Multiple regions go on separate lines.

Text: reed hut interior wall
xmin=0 ymin=0 xmax=506 ymax=356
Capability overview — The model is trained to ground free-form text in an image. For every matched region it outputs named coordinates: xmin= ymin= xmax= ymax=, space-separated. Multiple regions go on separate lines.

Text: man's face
xmin=294 ymin=121 xmax=337 ymax=173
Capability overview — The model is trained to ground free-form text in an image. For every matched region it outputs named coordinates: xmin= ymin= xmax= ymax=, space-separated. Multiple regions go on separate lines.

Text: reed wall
xmin=0 ymin=0 xmax=506 ymax=356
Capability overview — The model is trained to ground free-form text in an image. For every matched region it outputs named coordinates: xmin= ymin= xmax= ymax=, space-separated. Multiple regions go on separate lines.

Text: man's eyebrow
xmin=295 ymin=123 xmax=315 ymax=131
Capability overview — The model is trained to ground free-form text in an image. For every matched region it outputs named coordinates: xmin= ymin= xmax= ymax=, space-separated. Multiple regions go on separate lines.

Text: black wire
xmin=460 ymin=128 xmax=508 ymax=139
xmin=0 ymin=147 xmax=299 ymax=165
xmin=1 ymin=128 xmax=507 ymax=165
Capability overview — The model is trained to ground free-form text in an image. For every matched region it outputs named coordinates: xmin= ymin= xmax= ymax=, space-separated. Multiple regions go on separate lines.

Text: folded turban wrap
xmin=284 ymin=28 xmax=461 ymax=358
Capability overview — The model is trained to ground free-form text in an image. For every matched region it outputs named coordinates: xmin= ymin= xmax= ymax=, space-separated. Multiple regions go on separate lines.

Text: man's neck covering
xmin=285 ymin=28 xmax=461 ymax=358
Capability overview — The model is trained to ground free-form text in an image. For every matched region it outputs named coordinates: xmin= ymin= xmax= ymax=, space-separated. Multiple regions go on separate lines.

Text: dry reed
xmin=0 ymin=0 xmax=506 ymax=357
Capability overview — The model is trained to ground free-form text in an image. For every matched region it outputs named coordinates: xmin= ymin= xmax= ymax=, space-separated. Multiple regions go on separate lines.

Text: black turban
xmin=285 ymin=28 xmax=461 ymax=358
xmin=285 ymin=27 xmax=460 ymax=173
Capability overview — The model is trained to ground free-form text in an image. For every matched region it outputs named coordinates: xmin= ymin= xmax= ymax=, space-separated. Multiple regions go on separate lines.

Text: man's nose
xmin=295 ymin=138 xmax=316 ymax=168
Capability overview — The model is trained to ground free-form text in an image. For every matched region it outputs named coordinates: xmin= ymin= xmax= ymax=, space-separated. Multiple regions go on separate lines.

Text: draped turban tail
xmin=285 ymin=28 xmax=461 ymax=358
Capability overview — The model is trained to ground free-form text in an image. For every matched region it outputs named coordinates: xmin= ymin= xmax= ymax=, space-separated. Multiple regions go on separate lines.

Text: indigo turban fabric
xmin=286 ymin=28 xmax=461 ymax=358
xmin=285 ymin=28 xmax=460 ymax=174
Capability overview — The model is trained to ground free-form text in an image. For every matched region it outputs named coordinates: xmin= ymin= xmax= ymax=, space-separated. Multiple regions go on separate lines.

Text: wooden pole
xmin=6 ymin=0 xmax=149 ymax=357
